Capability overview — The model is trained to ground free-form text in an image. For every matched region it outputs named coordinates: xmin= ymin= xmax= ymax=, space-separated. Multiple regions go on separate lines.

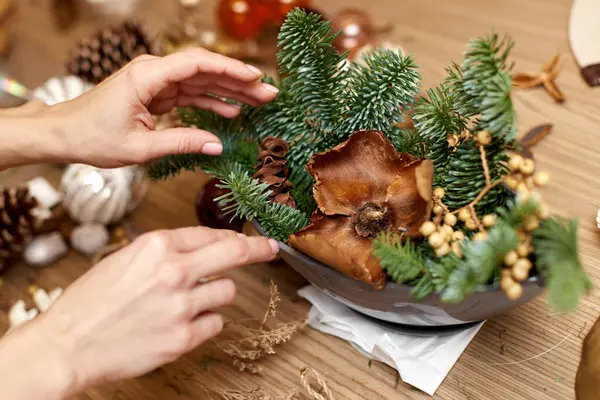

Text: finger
xmin=186 ymin=312 xmax=224 ymax=351
xmin=142 ymin=127 xmax=223 ymax=159
xmin=131 ymin=49 xmax=264 ymax=105
xmin=189 ymin=278 xmax=236 ymax=317
xmin=169 ymin=226 xmax=239 ymax=253
xmin=176 ymin=95 xmax=242 ymax=118
xmin=183 ymin=236 xmax=279 ymax=282
xmin=211 ymin=79 xmax=278 ymax=104
xmin=203 ymin=85 xmax=261 ymax=107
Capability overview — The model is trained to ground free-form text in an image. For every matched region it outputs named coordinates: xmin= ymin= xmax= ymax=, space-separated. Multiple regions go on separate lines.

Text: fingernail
xmin=268 ymin=239 xmax=279 ymax=254
xmin=237 ymin=233 xmax=246 ymax=237
xmin=202 ymin=142 xmax=223 ymax=155
xmin=246 ymin=64 xmax=263 ymax=77
xmin=263 ymin=83 xmax=279 ymax=93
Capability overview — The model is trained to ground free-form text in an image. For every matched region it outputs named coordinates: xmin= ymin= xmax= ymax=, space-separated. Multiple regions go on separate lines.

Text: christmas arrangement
xmin=149 ymin=9 xmax=591 ymax=311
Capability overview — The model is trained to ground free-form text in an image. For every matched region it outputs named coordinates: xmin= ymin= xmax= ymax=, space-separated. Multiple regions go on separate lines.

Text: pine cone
xmin=0 ymin=187 xmax=41 ymax=274
xmin=66 ymin=20 xmax=161 ymax=84
xmin=253 ymin=137 xmax=296 ymax=209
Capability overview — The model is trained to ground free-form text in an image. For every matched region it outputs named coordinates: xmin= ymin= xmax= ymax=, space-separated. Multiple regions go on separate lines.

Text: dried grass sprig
xmin=215 ymin=280 xmax=307 ymax=373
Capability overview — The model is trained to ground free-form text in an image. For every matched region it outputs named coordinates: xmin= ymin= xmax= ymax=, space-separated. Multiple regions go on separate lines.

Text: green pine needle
xmin=372 ymin=233 xmax=425 ymax=284
xmin=442 ymin=220 xmax=518 ymax=303
xmin=533 ymin=218 xmax=592 ymax=311
xmin=341 ymin=49 xmax=421 ymax=135
xmin=216 ymin=170 xmax=309 ymax=242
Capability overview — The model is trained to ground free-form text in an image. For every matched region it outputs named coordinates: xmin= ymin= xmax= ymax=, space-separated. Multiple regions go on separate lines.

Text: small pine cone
xmin=253 ymin=137 xmax=296 ymax=209
xmin=67 ymin=20 xmax=161 ymax=84
xmin=0 ymin=187 xmax=41 ymax=274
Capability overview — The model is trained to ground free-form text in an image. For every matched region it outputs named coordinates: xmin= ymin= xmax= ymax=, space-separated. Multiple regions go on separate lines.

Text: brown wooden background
xmin=1 ymin=0 xmax=600 ymax=399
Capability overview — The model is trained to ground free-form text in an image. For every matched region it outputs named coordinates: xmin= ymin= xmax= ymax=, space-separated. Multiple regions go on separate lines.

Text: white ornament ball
xmin=32 ymin=76 xmax=93 ymax=106
xmin=86 ymin=0 xmax=141 ymax=17
xmin=71 ymin=223 xmax=110 ymax=255
xmin=60 ymin=164 xmax=147 ymax=225
xmin=23 ymin=232 xmax=69 ymax=267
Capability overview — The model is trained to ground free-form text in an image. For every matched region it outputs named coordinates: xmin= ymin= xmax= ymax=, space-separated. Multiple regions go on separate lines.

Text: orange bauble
xmin=218 ymin=0 xmax=270 ymax=40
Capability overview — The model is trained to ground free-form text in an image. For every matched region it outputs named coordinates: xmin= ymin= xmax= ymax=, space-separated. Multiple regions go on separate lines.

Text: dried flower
xmin=512 ymin=54 xmax=565 ymax=103
xmin=215 ymin=280 xmax=306 ymax=373
xmin=289 ymin=130 xmax=434 ymax=289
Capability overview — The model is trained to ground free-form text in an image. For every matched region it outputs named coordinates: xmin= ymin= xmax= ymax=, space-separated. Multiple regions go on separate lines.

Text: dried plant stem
xmin=479 ymin=145 xmax=491 ymax=186
xmin=261 ymin=281 xmax=281 ymax=328
xmin=300 ymin=367 xmax=335 ymax=400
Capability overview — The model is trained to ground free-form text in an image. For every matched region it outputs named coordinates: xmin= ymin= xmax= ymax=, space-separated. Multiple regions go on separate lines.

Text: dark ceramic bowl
xmin=252 ymin=222 xmax=545 ymax=327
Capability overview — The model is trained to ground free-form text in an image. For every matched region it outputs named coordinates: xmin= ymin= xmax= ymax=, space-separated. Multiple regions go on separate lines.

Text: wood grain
xmin=1 ymin=0 xmax=599 ymax=399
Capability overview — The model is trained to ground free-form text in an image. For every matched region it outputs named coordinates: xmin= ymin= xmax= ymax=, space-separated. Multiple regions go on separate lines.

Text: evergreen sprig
xmin=372 ymin=233 xmax=425 ymax=284
xmin=216 ymin=170 xmax=309 ymax=242
xmin=442 ymin=220 xmax=519 ymax=303
xmin=341 ymin=49 xmax=421 ymax=136
xmin=533 ymin=218 xmax=592 ymax=311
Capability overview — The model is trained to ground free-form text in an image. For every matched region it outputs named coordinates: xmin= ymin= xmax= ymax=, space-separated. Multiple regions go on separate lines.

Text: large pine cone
xmin=0 ymin=187 xmax=40 ymax=274
xmin=67 ymin=20 xmax=161 ymax=84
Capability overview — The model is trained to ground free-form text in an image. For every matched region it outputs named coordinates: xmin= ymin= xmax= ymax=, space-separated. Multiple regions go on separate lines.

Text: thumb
xmin=143 ymin=127 xmax=223 ymax=160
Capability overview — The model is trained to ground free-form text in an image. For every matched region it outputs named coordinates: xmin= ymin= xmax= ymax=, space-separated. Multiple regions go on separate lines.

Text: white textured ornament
xmin=60 ymin=164 xmax=147 ymax=225
xmin=86 ymin=0 xmax=141 ymax=17
xmin=26 ymin=177 xmax=62 ymax=209
xmin=8 ymin=301 xmax=38 ymax=332
xmin=23 ymin=232 xmax=69 ymax=267
xmin=33 ymin=287 xmax=63 ymax=312
xmin=32 ymin=76 xmax=93 ymax=106
xmin=71 ymin=223 xmax=110 ymax=255
xmin=6 ymin=288 xmax=63 ymax=333
xmin=596 ymin=209 xmax=600 ymax=230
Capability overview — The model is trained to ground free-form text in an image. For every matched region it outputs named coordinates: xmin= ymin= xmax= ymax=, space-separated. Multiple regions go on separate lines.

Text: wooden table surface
xmin=2 ymin=0 xmax=600 ymax=399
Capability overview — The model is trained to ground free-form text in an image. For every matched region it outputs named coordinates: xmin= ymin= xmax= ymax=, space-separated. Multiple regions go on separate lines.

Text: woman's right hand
xmin=0 ymin=226 xmax=279 ymax=399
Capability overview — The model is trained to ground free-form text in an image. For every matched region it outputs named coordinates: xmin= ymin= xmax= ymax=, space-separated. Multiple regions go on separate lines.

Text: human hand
xmin=45 ymin=48 xmax=278 ymax=168
xmin=0 ymin=227 xmax=279 ymax=398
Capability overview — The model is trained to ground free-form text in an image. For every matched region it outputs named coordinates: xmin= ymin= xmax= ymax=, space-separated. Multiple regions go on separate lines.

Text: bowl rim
xmin=251 ymin=220 xmax=544 ymax=294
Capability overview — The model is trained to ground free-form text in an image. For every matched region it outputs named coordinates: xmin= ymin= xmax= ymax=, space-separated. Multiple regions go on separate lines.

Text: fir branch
xmin=475 ymin=72 xmax=516 ymax=140
xmin=217 ymin=171 xmax=309 ymax=242
xmin=533 ymin=218 xmax=592 ymax=311
xmin=147 ymin=134 xmax=257 ymax=181
xmin=442 ymin=220 xmax=518 ymax=303
xmin=372 ymin=233 xmax=425 ymax=284
xmin=341 ymin=49 xmax=421 ymax=135
xmin=461 ymin=33 xmax=514 ymax=103
xmin=277 ymin=9 xmax=347 ymax=134
xmin=413 ymin=87 xmax=468 ymax=187
xmin=147 ymin=108 xmax=258 ymax=181
xmin=388 ymin=127 xmax=428 ymax=158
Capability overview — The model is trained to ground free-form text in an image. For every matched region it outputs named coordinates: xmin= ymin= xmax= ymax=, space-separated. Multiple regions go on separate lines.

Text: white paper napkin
xmin=298 ymin=286 xmax=484 ymax=396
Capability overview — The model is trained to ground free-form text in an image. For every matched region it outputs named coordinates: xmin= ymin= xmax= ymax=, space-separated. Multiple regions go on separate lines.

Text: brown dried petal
xmin=543 ymin=54 xmax=560 ymax=73
xmin=542 ymin=79 xmax=565 ymax=103
xmin=512 ymin=73 xmax=543 ymax=88
xmin=385 ymin=159 xmax=434 ymax=237
xmin=260 ymin=137 xmax=289 ymax=158
xmin=289 ymin=213 xmax=386 ymax=289
xmin=253 ymin=163 xmax=288 ymax=180
xmin=519 ymin=123 xmax=553 ymax=150
xmin=273 ymin=192 xmax=296 ymax=209
xmin=308 ymin=130 xmax=419 ymax=216
xmin=268 ymin=180 xmax=294 ymax=196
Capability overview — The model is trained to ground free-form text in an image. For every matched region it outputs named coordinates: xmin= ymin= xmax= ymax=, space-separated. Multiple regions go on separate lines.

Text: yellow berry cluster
xmin=504 ymin=154 xmax=549 ymax=200
xmin=499 ymin=201 xmax=549 ymax=300
xmin=421 ymin=188 xmax=465 ymax=257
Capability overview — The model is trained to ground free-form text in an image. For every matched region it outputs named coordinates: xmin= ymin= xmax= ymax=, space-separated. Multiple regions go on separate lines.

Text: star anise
xmin=512 ymin=54 xmax=565 ymax=103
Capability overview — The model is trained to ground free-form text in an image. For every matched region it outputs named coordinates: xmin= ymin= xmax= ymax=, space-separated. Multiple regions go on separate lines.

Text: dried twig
xmin=261 ymin=281 xmax=281 ymax=328
xmin=300 ymin=367 xmax=335 ymax=400
xmin=215 ymin=280 xmax=307 ymax=373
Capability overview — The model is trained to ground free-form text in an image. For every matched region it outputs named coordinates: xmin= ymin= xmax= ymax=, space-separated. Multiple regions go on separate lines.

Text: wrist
xmin=0 ymin=101 xmax=74 ymax=168
xmin=0 ymin=315 xmax=82 ymax=399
